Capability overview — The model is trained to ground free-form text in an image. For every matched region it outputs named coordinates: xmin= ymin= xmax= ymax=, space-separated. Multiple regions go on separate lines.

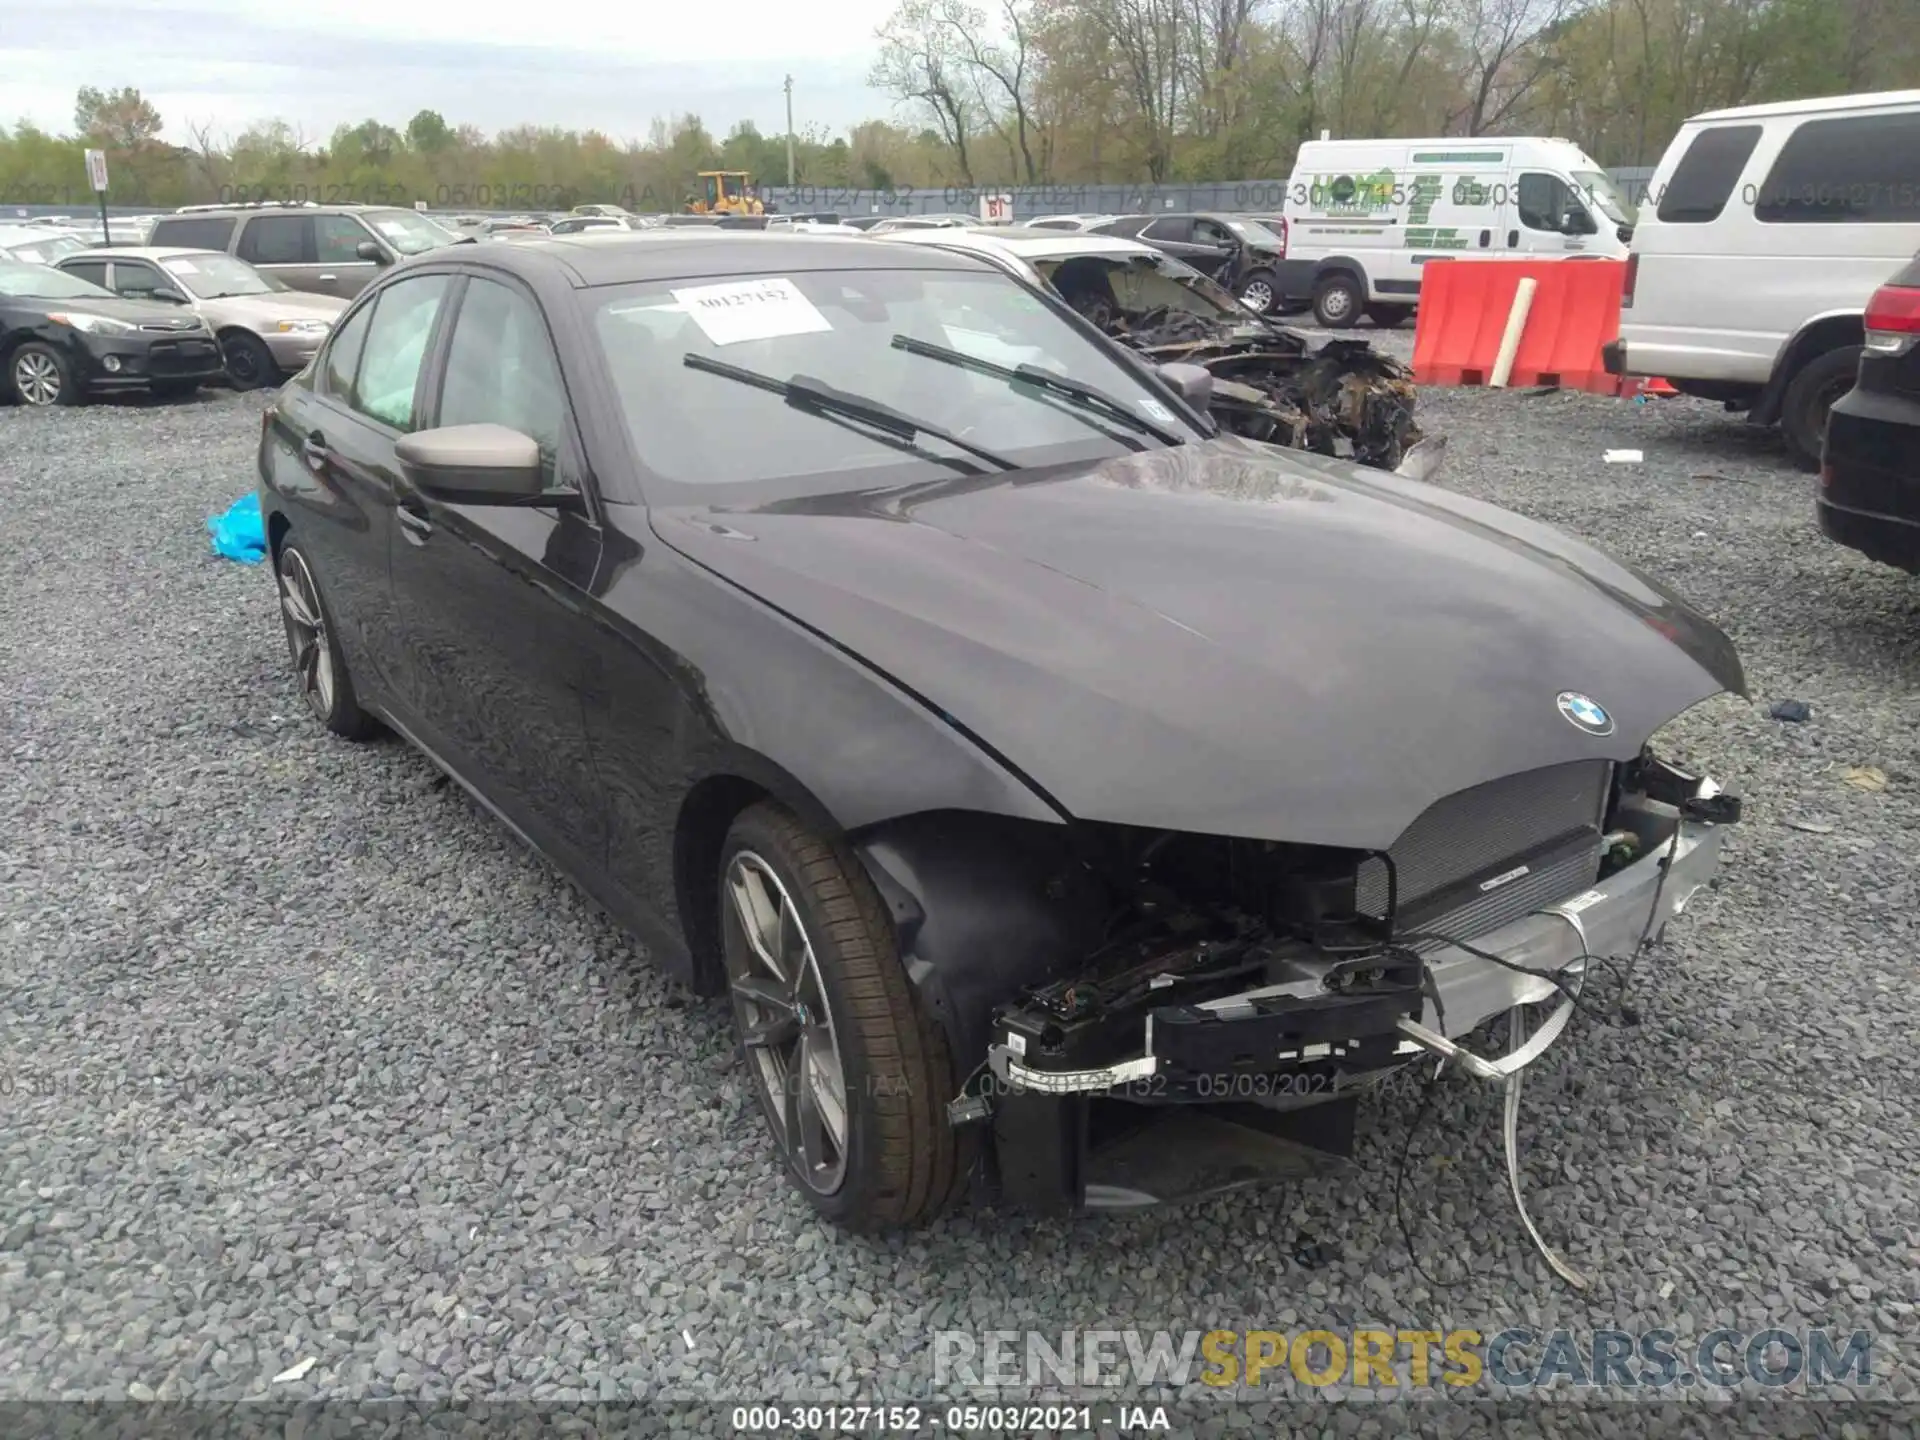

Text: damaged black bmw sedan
xmin=259 ymin=233 xmax=1744 ymax=1234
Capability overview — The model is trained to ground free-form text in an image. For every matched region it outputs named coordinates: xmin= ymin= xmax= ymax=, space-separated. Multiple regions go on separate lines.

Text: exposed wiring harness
xmin=1387 ymin=817 xmax=1689 ymax=1290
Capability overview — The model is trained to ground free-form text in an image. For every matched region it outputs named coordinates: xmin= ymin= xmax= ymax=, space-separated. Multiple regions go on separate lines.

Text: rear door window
xmin=349 ymin=273 xmax=451 ymax=430
xmin=238 ymin=215 xmax=313 ymax=265
xmin=1143 ymin=217 xmax=1194 ymax=243
xmin=151 ymin=216 xmax=236 ymax=250
xmin=1655 ymin=125 xmax=1762 ymax=223
xmin=321 ymin=296 xmax=375 ymax=401
xmin=1755 ymin=111 xmax=1920 ymax=223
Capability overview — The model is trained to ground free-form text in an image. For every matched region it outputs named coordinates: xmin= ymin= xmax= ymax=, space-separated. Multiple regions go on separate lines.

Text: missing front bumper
xmin=970 ymin=802 xmax=1727 ymax=1216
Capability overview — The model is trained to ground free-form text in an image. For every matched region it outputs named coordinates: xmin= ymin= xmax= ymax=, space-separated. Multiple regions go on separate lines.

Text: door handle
xmin=301 ymin=432 xmax=328 ymax=471
xmin=397 ymin=505 xmax=433 ymax=545
xmin=1507 ymin=231 xmax=1519 ymax=247
xmin=318 ymin=273 xmax=338 ymax=283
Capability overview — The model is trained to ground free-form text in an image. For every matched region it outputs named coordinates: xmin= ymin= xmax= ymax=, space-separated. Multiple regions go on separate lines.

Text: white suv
xmin=1606 ymin=88 xmax=1920 ymax=469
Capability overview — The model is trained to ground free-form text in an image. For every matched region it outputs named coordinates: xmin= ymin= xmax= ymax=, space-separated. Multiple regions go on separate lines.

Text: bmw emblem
xmin=1557 ymin=692 xmax=1614 ymax=736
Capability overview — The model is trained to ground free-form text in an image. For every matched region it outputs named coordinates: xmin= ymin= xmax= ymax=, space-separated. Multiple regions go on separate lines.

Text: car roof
xmin=876 ymin=228 xmax=1157 ymax=262
xmin=57 ymin=246 xmax=225 ymax=262
xmin=414 ymin=231 xmax=997 ymax=287
xmin=1688 ymin=87 xmax=1920 ymax=124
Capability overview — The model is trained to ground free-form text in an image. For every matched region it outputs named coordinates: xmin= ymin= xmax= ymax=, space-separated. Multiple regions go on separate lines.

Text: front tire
xmin=1312 ymin=272 xmax=1365 ymax=329
xmin=1236 ymin=270 xmax=1278 ymax=315
xmin=221 ymin=331 xmax=279 ymax=392
xmin=720 ymin=802 xmax=968 ymax=1231
xmin=9 ymin=343 xmax=79 ymax=407
xmin=1781 ymin=346 xmax=1861 ymax=473
xmin=275 ymin=541 xmax=378 ymax=740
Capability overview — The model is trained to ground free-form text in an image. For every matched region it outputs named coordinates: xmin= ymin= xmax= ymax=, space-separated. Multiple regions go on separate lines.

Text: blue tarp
xmin=207 ymin=494 xmax=266 ymax=564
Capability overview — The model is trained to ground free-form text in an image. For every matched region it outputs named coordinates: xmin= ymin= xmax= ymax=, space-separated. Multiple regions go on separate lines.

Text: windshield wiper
xmin=890 ymin=334 xmax=1184 ymax=447
xmin=683 ymin=353 xmax=1018 ymax=473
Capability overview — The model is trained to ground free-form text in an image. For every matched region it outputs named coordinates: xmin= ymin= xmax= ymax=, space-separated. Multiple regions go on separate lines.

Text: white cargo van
xmin=1604 ymin=89 xmax=1920 ymax=469
xmin=1277 ymin=137 xmax=1634 ymax=328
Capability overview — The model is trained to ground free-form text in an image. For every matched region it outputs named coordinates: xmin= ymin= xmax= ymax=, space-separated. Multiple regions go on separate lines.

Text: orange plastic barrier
xmin=1411 ymin=258 xmax=1628 ymax=396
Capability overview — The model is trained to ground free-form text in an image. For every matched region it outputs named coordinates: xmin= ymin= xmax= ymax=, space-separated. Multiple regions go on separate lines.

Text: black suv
xmin=149 ymin=204 xmax=469 ymax=300
xmin=1819 ymin=253 xmax=1920 ymax=574
xmin=1091 ymin=212 xmax=1289 ymax=314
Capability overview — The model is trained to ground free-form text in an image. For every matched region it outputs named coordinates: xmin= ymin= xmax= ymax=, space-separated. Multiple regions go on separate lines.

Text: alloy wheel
xmin=276 ymin=548 xmax=336 ymax=721
xmin=14 ymin=351 xmax=61 ymax=406
xmin=1239 ymin=279 xmax=1274 ymax=313
xmin=722 ymin=850 xmax=850 ymax=1195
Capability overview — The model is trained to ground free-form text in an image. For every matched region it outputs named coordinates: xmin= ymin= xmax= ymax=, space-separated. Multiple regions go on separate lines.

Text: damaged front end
xmin=856 ymin=747 xmax=1738 ymax=1267
xmin=1041 ymin=252 xmax=1421 ymax=472
xmin=1125 ymin=311 xmax=1421 ymax=473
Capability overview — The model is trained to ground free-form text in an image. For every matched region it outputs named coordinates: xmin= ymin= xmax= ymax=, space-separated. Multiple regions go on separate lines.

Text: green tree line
xmin=3 ymin=0 xmax=1915 ymax=212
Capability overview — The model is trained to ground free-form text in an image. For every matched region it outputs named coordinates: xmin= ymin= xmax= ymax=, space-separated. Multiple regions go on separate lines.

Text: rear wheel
xmin=1781 ymin=346 xmax=1861 ymax=473
xmin=720 ymin=801 xmax=968 ymax=1230
xmin=1312 ymin=272 xmax=1364 ymax=329
xmin=9 ymin=343 xmax=78 ymax=407
xmin=275 ymin=541 xmax=378 ymax=740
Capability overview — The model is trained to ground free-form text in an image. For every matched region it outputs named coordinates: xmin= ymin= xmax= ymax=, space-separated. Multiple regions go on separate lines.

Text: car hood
xmin=196 ymin=290 xmax=343 ymax=326
xmin=655 ymin=437 xmax=1745 ymax=849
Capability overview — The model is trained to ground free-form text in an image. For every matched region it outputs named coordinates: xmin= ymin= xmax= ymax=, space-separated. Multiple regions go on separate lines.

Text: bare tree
xmin=1449 ymin=0 xmax=1585 ymax=134
xmin=874 ymin=0 xmax=980 ymax=183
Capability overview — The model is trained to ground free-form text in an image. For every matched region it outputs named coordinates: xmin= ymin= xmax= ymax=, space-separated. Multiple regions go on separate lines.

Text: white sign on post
xmin=85 ymin=149 xmax=109 ymax=192
xmin=979 ymin=193 xmax=1013 ymax=224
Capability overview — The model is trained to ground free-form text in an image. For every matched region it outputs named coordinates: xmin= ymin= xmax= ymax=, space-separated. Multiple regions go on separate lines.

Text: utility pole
xmin=784 ymin=75 xmax=796 ymax=187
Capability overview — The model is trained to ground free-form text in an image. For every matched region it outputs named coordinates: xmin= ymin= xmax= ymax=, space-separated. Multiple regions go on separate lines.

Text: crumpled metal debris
xmin=1104 ymin=306 xmax=1422 ymax=472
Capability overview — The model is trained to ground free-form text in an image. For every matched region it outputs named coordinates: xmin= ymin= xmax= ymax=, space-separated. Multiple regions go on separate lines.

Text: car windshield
xmin=361 ymin=209 xmax=460 ymax=255
xmin=591 ymin=265 xmax=1204 ymax=498
xmin=165 ymin=252 xmax=275 ymax=298
xmin=1037 ymin=252 xmax=1249 ymax=327
xmin=1571 ymin=170 xmax=1637 ymax=226
xmin=0 ymin=261 xmax=115 ymax=299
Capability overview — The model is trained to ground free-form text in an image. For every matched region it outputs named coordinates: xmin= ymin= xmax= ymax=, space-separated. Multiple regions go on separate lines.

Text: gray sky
xmin=0 ymin=0 xmax=901 ymax=146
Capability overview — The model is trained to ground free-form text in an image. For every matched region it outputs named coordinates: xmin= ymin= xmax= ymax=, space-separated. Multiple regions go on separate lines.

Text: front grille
xmin=147 ymin=338 xmax=219 ymax=376
xmin=1358 ymin=760 xmax=1611 ymax=947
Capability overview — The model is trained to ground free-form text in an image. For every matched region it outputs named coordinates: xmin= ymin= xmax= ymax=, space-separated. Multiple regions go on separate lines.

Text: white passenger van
xmin=1277 ymin=137 xmax=1633 ymax=328
xmin=1604 ymin=89 xmax=1920 ymax=469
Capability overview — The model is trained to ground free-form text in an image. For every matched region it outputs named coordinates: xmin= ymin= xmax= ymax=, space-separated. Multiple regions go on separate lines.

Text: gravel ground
xmin=2 ymin=369 xmax=1916 ymax=1435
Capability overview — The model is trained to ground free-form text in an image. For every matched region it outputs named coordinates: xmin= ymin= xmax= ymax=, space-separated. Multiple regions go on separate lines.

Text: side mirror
xmin=356 ymin=240 xmax=392 ymax=265
xmin=1158 ymin=360 xmax=1213 ymax=409
xmin=395 ymin=424 xmax=551 ymax=506
xmin=151 ymin=286 xmax=187 ymax=304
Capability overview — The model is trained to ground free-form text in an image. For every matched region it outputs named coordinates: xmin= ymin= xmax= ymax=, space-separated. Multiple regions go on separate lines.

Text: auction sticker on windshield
xmin=671 ymin=278 xmax=832 ymax=347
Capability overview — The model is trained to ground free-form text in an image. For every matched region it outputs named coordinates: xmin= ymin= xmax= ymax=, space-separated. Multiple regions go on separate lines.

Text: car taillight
xmin=1622 ymin=252 xmax=1639 ymax=309
xmin=1274 ymin=217 xmax=1288 ymax=258
xmin=1863 ymin=283 xmax=1920 ymax=354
